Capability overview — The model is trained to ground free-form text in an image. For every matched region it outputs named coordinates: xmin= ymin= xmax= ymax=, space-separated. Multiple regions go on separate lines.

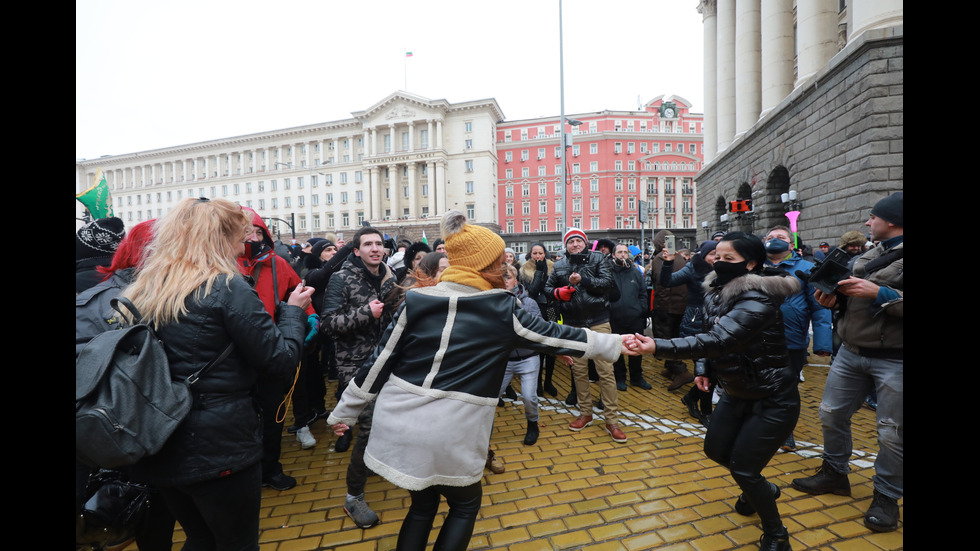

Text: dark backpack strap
xmin=863 ymin=247 xmax=903 ymax=275
xmin=184 ymin=343 xmax=234 ymax=386
xmin=110 ymin=296 xmax=143 ymax=324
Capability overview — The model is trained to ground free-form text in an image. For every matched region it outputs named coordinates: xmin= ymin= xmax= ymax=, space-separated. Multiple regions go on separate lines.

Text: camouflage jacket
xmin=321 ymin=255 xmax=399 ymax=366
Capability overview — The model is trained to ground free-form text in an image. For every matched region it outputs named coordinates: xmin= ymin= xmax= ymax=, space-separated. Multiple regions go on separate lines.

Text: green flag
xmin=76 ymin=168 xmax=114 ymax=219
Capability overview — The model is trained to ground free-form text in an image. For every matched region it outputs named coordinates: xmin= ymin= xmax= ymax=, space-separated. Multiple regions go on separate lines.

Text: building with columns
xmin=496 ymin=96 xmax=704 ymax=256
xmin=695 ymin=0 xmax=902 ymax=244
xmin=75 ymin=92 xmax=504 ymax=242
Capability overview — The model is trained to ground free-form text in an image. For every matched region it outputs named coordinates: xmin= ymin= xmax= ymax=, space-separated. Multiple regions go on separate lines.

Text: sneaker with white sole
xmin=344 ymin=494 xmax=380 ymax=528
xmin=296 ymin=426 xmax=316 ymax=449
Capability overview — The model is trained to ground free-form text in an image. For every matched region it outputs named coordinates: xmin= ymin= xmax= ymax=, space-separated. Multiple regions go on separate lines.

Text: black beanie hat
xmin=76 ymin=217 xmax=126 ymax=261
xmin=870 ymin=192 xmax=903 ymax=226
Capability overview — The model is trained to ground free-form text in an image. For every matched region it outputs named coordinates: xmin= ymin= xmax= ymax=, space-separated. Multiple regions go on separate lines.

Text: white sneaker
xmin=296 ymin=426 xmax=316 ymax=449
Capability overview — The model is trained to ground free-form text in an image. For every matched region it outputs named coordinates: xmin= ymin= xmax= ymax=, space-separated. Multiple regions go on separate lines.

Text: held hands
xmin=627 ymin=333 xmax=657 ymax=355
xmin=554 ymin=286 xmax=576 ymax=302
xmin=556 ymin=355 xmax=574 ymax=367
xmin=288 ymin=283 xmax=315 ymax=310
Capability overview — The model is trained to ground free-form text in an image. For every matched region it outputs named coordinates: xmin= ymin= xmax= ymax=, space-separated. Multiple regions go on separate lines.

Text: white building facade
xmin=75 ymin=92 xmax=504 ymax=240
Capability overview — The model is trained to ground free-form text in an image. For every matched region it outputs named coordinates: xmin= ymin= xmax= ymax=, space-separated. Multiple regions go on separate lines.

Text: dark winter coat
xmin=653 ymin=271 xmax=800 ymax=400
xmin=544 ymin=251 xmax=615 ymax=327
xmin=609 ymin=260 xmax=648 ymax=334
xmin=129 ymin=274 xmax=308 ymax=486
xmin=321 ymin=255 xmax=399 ymax=366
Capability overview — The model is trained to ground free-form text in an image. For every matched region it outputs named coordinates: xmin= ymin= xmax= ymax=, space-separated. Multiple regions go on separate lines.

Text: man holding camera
xmin=792 ymin=192 xmax=903 ymax=533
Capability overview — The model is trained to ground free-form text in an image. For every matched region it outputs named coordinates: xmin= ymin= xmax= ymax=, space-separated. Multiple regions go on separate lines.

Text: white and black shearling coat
xmin=327 ymin=280 xmax=623 ymax=491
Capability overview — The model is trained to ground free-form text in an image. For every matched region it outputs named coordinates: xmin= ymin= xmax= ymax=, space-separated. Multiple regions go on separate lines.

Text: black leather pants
xmin=704 ymin=385 xmax=799 ymax=531
xmin=397 ymin=483 xmax=482 ymax=551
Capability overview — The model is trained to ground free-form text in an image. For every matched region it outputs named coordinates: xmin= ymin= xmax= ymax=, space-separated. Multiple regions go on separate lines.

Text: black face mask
xmin=712 ymin=260 xmax=750 ymax=286
xmin=243 ymin=240 xmax=268 ymax=260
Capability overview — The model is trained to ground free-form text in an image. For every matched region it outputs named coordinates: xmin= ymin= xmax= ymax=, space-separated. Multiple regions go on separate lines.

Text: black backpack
xmin=75 ymin=297 xmax=232 ymax=469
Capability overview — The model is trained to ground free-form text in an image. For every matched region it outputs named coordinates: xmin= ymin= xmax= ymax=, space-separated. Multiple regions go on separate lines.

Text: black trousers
xmin=255 ymin=374 xmax=292 ymax=479
xmin=397 ymin=482 xmax=483 ymax=551
xmin=158 ymin=462 xmax=262 ymax=551
xmin=704 ymin=385 xmax=799 ymax=531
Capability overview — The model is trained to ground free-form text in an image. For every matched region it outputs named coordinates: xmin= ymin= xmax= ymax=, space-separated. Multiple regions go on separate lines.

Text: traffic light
xmin=729 ymin=199 xmax=753 ymax=213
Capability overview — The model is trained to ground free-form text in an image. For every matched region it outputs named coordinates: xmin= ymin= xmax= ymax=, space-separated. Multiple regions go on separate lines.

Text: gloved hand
xmin=535 ymin=259 xmax=548 ymax=271
xmin=553 ymin=286 xmax=576 ymax=302
xmin=305 ymin=314 xmax=320 ymax=345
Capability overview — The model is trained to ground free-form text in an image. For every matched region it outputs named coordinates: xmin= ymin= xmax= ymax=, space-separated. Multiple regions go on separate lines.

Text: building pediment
xmin=353 ymin=91 xmax=448 ymax=129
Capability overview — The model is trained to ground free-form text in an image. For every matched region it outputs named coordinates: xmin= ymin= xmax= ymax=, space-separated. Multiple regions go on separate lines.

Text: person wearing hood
xmin=609 ymin=243 xmax=652 ymax=391
xmin=237 ymin=207 xmax=315 ymax=491
xmin=647 ymin=230 xmax=694 ymax=391
xmin=659 ymin=240 xmax=718 ymax=425
xmin=631 ymin=232 xmax=802 ymax=551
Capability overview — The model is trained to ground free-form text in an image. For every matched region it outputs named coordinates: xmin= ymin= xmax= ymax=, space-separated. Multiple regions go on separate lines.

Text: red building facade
xmin=496 ymin=95 xmax=704 ymax=254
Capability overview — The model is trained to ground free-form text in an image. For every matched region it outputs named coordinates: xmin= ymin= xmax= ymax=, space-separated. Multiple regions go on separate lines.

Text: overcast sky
xmin=76 ymin=0 xmax=705 ymax=161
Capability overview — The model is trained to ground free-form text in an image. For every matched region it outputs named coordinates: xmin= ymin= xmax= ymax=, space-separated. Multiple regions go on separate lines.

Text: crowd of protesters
xmin=76 ymin=193 xmax=901 ymax=551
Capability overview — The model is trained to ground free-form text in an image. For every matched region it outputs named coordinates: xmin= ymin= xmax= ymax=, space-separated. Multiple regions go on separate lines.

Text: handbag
xmin=76 ymin=469 xmax=151 ymax=549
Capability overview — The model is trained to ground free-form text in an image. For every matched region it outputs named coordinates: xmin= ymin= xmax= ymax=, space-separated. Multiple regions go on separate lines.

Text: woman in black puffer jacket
xmin=632 ymin=232 xmax=800 ymax=551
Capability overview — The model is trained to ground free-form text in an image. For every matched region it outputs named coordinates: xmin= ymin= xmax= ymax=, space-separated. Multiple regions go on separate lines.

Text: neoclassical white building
xmin=694 ymin=0 xmax=902 ymax=242
xmin=75 ymin=92 xmax=504 ymax=240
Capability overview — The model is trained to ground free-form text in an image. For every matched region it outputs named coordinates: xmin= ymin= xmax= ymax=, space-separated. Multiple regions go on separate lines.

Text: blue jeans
xmin=819 ymin=345 xmax=903 ymax=499
xmin=499 ymin=355 xmax=540 ymax=422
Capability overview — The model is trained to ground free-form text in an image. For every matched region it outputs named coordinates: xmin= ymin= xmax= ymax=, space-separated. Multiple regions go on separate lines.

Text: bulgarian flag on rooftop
xmin=406 ymin=51 xmax=413 ymax=57
xmin=76 ymin=168 xmax=114 ymax=219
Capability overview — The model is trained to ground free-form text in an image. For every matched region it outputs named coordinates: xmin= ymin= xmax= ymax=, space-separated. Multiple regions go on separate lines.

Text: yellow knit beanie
xmin=441 ymin=210 xmax=505 ymax=272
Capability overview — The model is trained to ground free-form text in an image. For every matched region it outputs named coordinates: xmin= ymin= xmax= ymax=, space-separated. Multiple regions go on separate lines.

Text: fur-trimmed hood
xmin=702 ymin=271 xmax=801 ymax=303
xmin=519 ymin=258 xmax=553 ymax=282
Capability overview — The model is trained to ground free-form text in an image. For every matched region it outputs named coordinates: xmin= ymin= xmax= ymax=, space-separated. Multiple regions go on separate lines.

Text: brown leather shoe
xmin=568 ymin=415 xmax=594 ymax=431
xmin=485 ymin=449 xmax=505 ymax=474
xmin=605 ymin=423 xmax=627 ymax=443
xmin=667 ymin=371 xmax=695 ymax=391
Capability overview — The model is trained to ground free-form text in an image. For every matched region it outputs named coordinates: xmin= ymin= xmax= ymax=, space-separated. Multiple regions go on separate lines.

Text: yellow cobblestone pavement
xmin=134 ymin=353 xmax=902 ymax=550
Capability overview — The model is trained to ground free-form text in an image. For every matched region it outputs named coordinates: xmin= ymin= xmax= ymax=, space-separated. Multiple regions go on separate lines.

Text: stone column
xmin=369 ymin=167 xmax=380 ymax=221
xmin=716 ymin=0 xmax=736 ymax=153
xmin=850 ymin=0 xmax=902 ymax=40
xmin=407 ymin=161 xmax=418 ymax=216
xmin=698 ymin=0 xmax=718 ymax=163
xmin=389 ymin=164 xmax=400 ymax=217
xmin=760 ymin=0 xmax=795 ymax=117
xmin=735 ymin=0 xmax=761 ymax=137
xmin=436 ymin=161 xmax=447 ymax=217
xmin=427 ymin=160 xmax=437 ymax=216
xmin=796 ymin=0 xmax=838 ymax=85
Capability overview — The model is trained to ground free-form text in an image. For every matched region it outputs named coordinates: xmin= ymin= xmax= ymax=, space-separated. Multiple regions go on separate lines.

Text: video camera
xmin=795 ymin=247 xmax=852 ymax=294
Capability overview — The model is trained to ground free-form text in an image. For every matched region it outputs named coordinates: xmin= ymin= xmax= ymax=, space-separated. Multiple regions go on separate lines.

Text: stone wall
xmin=696 ymin=26 xmax=903 ymax=246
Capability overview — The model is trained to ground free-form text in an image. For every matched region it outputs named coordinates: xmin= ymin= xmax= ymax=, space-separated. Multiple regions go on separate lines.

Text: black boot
xmin=758 ymin=526 xmax=791 ymax=551
xmin=790 ymin=460 xmax=851 ymax=496
xmin=864 ymin=490 xmax=899 ymax=532
xmin=523 ymin=421 xmax=540 ymax=445
xmin=734 ymin=482 xmax=781 ymax=516
xmin=543 ymin=356 xmax=558 ymax=396
xmin=565 ymin=376 xmax=578 ymax=406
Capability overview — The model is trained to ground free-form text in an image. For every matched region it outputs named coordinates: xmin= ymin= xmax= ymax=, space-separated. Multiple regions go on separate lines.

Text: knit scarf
xmin=439 ymin=265 xmax=494 ymax=291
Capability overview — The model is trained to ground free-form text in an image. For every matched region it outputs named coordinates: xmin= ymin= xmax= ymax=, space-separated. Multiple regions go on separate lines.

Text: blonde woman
xmin=123 ymin=197 xmax=314 ymax=551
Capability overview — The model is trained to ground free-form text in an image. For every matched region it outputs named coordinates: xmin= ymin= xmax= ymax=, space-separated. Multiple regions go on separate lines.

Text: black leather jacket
xmin=653 ymin=271 xmax=800 ymax=400
xmin=130 ymin=274 xmax=307 ymax=486
xmin=545 ymin=251 xmax=615 ymax=327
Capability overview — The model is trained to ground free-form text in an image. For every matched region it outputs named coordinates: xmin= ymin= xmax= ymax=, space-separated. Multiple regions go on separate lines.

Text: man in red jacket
xmin=238 ymin=208 xmax=314 ymax=490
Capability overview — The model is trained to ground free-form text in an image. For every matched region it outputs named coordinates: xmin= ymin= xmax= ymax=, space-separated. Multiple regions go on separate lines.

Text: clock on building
xmin=661 ymin=102 xmax=677 ymax=119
